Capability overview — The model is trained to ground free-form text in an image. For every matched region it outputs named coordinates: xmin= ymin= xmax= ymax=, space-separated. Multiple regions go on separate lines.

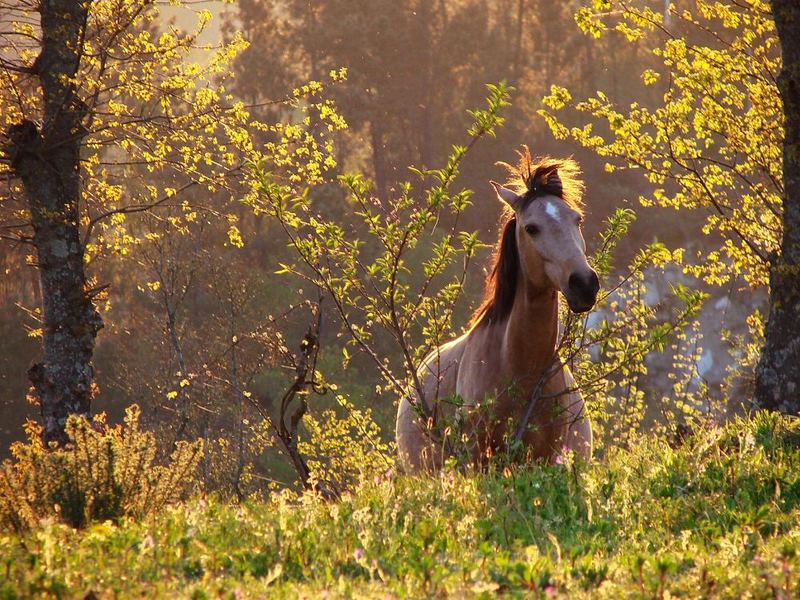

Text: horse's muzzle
xmin=565 ymin=269 xmax=599 ymax=313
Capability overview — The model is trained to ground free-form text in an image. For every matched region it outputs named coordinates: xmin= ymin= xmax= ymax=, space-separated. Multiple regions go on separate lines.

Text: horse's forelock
xmin=522 ymin=165 xmax=563 ymax=204
xmin=499 ymin=146 xmax=585 ymax=214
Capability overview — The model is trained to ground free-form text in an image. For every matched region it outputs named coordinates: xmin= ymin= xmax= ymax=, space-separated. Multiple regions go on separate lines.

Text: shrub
xmin=300 ymin=394 xmax=395 ymax=495
xmin=0 ymin=405 xmax=202 ymax=531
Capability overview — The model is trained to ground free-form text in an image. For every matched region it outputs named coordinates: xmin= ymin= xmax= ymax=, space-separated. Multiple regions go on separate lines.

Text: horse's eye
xmin=525 ymin=224 xmax=540 ymax=236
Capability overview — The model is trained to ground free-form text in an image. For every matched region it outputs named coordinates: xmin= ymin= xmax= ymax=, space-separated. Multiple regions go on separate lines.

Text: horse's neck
xmin=501 ymin=279 xmax=559 ymax=380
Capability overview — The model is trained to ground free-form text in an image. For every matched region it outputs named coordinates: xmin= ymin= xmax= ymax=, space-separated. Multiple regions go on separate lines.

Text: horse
xmin=396 ymin=148 xmax=599 ymax=472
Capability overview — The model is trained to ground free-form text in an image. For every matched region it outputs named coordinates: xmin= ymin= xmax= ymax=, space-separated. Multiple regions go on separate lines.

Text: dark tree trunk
xmin=416 ymin=0 xmax=436 ymax=169
xmin=370 ymin=119 xmax=389 ymax=200
xmin=5 ymin=2 xmax=102 ymax=444
xmin=754 ymin=1 xmax=800 ymax=413
xmin=510 ymin=0 xmax=526 ymax=85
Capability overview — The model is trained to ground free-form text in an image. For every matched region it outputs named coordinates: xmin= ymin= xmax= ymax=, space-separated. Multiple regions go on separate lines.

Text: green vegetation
xmin=0 ymin=407 xmax=201 ymax=532
xmin=3 ymin=412 xmax=799 ymax=598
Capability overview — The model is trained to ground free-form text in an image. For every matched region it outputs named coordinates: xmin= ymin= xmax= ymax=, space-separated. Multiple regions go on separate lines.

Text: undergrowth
xmin=2 ymin=412 xmax=800 ymax=598
xmin=0 ymin=406 xmax=202 ymax=532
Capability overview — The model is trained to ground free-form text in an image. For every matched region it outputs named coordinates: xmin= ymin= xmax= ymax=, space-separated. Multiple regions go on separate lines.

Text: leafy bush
xmin=300 ymin=394 xmax=395 ymax=494
xmin=252 ymin=82 xmax=511 ymax=461
xmin=0 ymin=405 xmax=202 ymax=531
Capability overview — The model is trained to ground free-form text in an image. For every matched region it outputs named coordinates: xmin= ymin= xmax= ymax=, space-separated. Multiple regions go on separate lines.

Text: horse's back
xmin=395 ymin=335 xmax=466 ymax=473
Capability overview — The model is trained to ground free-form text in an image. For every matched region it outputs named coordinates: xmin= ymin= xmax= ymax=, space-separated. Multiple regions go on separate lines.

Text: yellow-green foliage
xmin=300 ymin=395 xmax=395 ymax=494
xmin=204 ymin=417 xmax=274 ymax=499
xmin=0 ymin=406 xmax=201 ymax=531
xmin=543 ymin=0 xmax=780 ymax=288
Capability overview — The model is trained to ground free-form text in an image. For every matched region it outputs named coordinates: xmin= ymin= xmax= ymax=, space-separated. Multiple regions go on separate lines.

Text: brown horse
xmin=396 ymin=149 xmax=599 ymax=472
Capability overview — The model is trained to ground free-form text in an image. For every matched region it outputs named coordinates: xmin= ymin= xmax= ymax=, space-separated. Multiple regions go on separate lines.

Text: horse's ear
xmin=490 ymin=181 xmax=520 ymax=209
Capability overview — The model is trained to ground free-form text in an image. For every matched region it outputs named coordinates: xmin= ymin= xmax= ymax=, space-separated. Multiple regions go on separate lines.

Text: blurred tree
xmin=755 ymin=0 xmax=800 ymax=413
xmin=223 ymin=0 xmax=631 ymax=205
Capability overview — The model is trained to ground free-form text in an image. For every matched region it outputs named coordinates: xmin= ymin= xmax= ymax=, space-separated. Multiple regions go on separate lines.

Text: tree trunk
xmin=5 ymin=2 xmax=102 ymax=444
xmin=510 ymin=0 xmax=526 ymax=85
xmin=754 ymin=1 xmax=800 ymax=413
xmin=370 ymin=118 xmax=389 ymax=200
xmin=416 ymin=0 xmax=436 ymax=169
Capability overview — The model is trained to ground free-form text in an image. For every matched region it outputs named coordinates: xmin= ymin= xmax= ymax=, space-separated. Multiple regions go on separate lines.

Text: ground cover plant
xmin=2 ymin=412 xmax=799 ymax=598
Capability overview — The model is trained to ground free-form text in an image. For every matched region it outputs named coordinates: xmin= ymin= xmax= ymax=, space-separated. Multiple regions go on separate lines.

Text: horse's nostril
xmin=568 ymin=270 xmax=599 ymax=298
xmin=568 ymin=272 xmax=582 ymax=292
xmin=566 ymin=270 xmax=599 ymax=313
xmin=588 ymin=270 xmax=599 ymax=294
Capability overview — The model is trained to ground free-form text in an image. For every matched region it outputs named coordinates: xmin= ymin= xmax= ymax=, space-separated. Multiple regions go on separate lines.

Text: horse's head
xmin=491 ymin=154 xmax=599 ymax=313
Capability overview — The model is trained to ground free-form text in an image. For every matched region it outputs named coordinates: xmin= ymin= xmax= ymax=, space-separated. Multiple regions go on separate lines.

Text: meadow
xmin=3 ymin=412 xmax=799 ymax=598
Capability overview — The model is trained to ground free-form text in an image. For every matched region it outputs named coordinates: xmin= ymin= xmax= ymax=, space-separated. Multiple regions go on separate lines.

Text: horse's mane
xmin=470 ymin=147 xmax=585 ymax=329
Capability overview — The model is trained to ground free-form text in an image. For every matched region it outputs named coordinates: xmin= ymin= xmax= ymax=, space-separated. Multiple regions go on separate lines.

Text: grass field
xmin=3 ymin=412 xmax=800 ymax=598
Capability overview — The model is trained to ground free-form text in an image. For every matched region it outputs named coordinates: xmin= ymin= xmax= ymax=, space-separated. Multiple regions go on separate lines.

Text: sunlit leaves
xmin=256 ymin=83 xmax=511 ymax=411
xmin=592 ymin=207 xmax=636 ymax=277
xmin=642 ymin=69 xmax=660 ymax=85
xmin=226 ymin=225 xmax=244 ymax=249
xmin=561 ymin=208 xmax=709 ymax=448
xmin=2 ymin=2 xmax=338 ymax=267
xmin=299 ymin=394 xmax=394 ymax=493
xmin=1 ymin=1 xmax=272 ymax=261
xmin=466 ymin=82 xmax=512 ymax=138
xmin=541 ymin=0 xmax=781 ymax=287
